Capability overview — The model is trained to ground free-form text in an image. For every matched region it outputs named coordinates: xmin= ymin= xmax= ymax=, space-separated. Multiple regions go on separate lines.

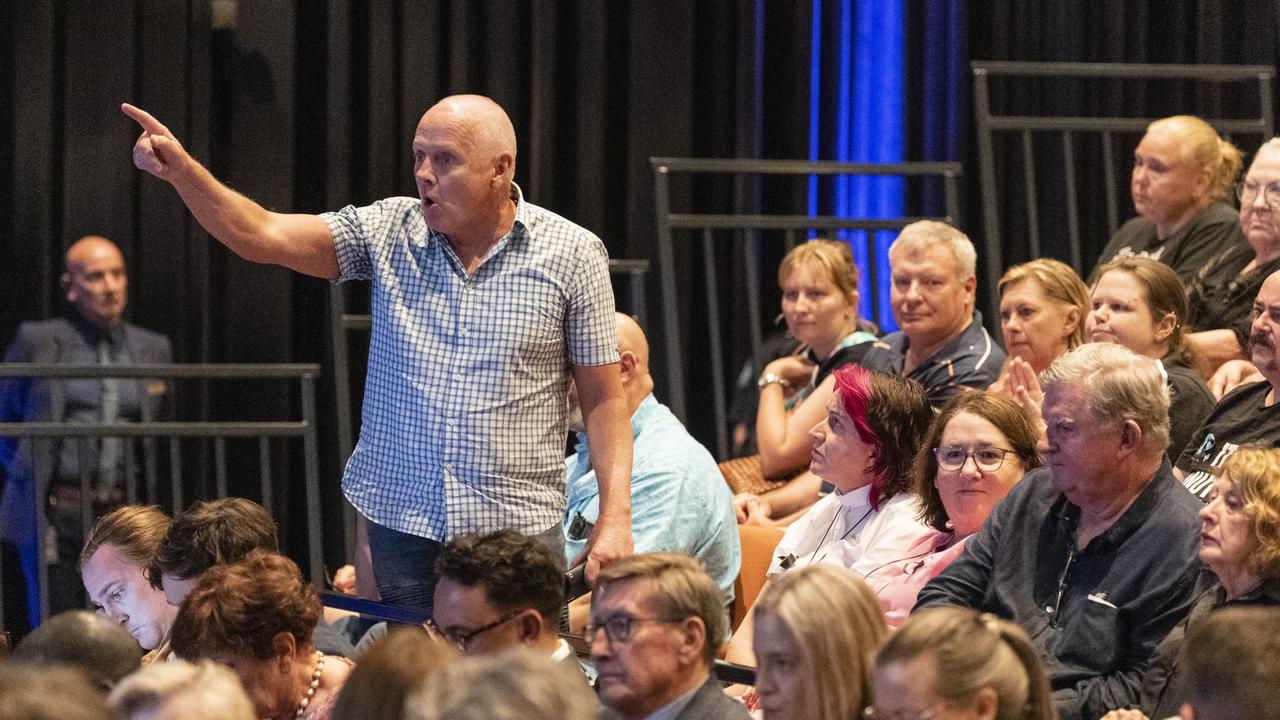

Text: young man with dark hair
xmin=431 ymin=529 xmax=574 ymax=669
xmin=148 ymin=497 xmax=277 ymax=604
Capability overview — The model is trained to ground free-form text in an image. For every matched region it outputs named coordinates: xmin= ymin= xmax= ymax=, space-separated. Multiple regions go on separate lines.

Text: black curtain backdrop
xmin=3 ymin=1 xmax=1279 ymax=573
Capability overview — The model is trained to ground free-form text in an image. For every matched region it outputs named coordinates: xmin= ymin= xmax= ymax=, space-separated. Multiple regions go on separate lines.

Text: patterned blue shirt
xmin=562 ymin=394 xmax=741 ymax=601
xmin=323 ymin=186 xmax=618 ymax=540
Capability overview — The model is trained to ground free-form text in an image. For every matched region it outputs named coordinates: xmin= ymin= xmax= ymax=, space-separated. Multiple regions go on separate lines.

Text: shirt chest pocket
xmin=1055 ymin=597 xmax=1124 ymax=671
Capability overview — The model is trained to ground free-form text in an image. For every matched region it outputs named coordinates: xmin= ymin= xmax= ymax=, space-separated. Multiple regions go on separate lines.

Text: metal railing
xmin=651 ymin=157 xmax=964 ymax=459
xmin=0 ymin=363 xmax=323 ymax=625
xmin=972 ymin=61 xmax=1274 ymax=299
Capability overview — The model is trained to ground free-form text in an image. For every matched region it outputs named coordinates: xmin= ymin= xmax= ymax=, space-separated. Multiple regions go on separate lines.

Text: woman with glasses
xmin=748 ymin=565 xmax=887 ymax=720
xmin=1090 ymin=257 xmax=1215 ymax=458
xmin=1099 ymin=447 xmax=1280 ymax=720
xmin=839 ymin=392 xmax=1040 ymax=628
xmin=870 ymin=607 xmax=1054 ymax=720
xmin=1092 ymin=115 xmax=1245 ymax=287
xmin=723 ymin=365 xmax=933 ymax=668
xmin=1187 ymin=137 xmax=1280 ymax=370
xmin=170 ymin=550 xmax=354 ymax=720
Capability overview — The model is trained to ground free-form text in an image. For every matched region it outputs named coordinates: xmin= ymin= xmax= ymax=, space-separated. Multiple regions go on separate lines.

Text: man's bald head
xmin=421 ymin=95 xmax=517 ymax=181
xmin=62 ymin=235 xmax=128 ymax=330
xmin=615 ymin=312 xmax=650 ymax=371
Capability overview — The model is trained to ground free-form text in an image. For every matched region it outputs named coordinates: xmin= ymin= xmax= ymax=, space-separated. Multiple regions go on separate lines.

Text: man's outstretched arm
xmin=122 ymin=103 xmax=339 ymax=279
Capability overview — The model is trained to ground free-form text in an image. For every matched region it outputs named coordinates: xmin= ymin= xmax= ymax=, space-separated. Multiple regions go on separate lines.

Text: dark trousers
xmin=366 ymin=521 xmax=566 ymax=617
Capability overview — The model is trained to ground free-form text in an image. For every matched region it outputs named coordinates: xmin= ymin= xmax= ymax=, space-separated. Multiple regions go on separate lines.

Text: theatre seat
xmin=732 ymin=524 xmax=784 ymax=631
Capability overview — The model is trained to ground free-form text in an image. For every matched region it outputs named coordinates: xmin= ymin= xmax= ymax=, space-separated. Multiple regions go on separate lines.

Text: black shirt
xmin=1186 ymin=244 xmax=1280 ymax=350
xmin=1093 ymin=202 xmax=1246 ymax=286
xmin=859 ymin=311 xmax=1005 ymax=408
xmin=1177 ymin=380 xmax=1280 ymax=501
xmin=1162 ymin=355 xmax=1214 ymax=466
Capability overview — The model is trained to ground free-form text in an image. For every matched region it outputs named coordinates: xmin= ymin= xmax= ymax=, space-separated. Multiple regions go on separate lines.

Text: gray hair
xmin=1040 ymin=343 xmax=1171 ymax=455
xmin=890 ymin=220 xmax=977 ymax=279
xmin=404 ymin=647 xmax=596 ymax=720
xmin=108 ymin=660 xmax=255 ymax=720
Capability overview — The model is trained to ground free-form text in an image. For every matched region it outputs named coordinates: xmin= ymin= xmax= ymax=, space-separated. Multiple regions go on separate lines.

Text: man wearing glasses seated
xmin=429 ymin=529 xmax=578 ymax=673
xmin=589 ymin=553 xmax=748 ymax=720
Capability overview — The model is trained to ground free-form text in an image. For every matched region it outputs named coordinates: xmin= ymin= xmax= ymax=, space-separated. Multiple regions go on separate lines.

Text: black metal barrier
xmin=651 ymin=157 xmax=964 ymax=458
xmin=972 ymin=61 xmax=1274 ymax=302
xmin=0 ymin=363 xmax=323 ymax=626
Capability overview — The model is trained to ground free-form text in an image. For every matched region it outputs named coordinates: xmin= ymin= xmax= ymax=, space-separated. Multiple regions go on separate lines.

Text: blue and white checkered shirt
xmin=322 ymin=185 xmax=618 ymax=541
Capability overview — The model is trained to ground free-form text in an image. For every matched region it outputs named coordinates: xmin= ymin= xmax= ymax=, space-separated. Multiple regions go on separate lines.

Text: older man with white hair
xmin=859 ymin=220 xmax=1003 ymax=406
xmin=916 ymin=342 xmax=1203 ymax=720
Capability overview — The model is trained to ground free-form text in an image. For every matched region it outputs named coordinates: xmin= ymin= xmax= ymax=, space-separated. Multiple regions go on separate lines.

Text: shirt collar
xmin=834 ymin=483 xmax=874 ymax=510
xmin=1057 ymin=459 xmax=1176 ymax=552
xmin=643 ymin=680 xmax=704 ymax=720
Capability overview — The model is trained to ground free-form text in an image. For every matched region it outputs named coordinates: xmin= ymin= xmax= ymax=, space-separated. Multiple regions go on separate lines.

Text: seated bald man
xmin=1 ymin=236 xmax=170 ymax=630
xmin=563 ymin=313 xmax=740 ymax=632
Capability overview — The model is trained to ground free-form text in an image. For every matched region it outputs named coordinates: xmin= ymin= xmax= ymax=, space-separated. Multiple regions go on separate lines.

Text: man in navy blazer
xmin=1 ymin=236 xmax=171 ymax=630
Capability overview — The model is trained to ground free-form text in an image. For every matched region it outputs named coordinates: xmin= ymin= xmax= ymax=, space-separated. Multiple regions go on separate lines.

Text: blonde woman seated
xmin=108 ymin=660 xmax=255 ymax=720
xmin=988 ymin=259 xmax=1089 ymax=415
xmin=1092 ymin=115 xmax=1244 ymax=287
xmin=872 ymin=607 xmax=1055 ymax=720
xmin=734 ymin=239 xmax=878 ymax=526
xmin=836 ymin=392 xmax=1041 ymax=628
xmin=723 ymin=365 xmax=933 ymax=667
xmin=746 ymin=565 xmax=887 ymax=720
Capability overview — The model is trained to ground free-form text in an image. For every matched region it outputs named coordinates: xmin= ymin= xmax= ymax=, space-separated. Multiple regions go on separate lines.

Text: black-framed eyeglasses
xmin=426 ymin=610 xmax=523 ymax=651
xmin=1237 ymin=180 xmax=1280 ymax=207
xmin=933 ymin=446 xmax=1016 ymax=472
xmin=583 ymin=614 xmax=683 ymax=644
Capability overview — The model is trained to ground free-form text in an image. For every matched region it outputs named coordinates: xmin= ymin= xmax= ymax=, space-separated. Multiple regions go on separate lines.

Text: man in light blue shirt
xmin=564 ymin=314 xmax=740 ymax=630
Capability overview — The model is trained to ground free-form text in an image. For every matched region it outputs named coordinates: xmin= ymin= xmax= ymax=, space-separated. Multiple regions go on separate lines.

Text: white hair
xmin=108 ymin=660 xmax=254 ymax=720
xmin=889 ymin=220 xmax=977 ymax=278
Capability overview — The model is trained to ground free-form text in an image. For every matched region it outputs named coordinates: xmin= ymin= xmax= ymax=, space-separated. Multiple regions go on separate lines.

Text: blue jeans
xmin=366 ymin=521 xmax=566 ymax=617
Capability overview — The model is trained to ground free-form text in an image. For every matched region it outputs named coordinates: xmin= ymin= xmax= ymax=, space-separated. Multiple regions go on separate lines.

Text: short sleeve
xmin=565 ymin=236 xmax=618 ymax=366
xmin=321 ymin=198 xmax=420 ymax=283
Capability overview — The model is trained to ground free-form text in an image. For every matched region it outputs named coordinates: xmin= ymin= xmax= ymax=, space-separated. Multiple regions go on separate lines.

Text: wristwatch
xmin=757 ymin=373 xmax=791 ymax=389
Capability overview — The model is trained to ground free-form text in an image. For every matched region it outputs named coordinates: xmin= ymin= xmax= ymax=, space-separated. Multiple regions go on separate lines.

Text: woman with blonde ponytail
xmin=870 ymin=606 xmax=1055 ymax=720
xmin=1093 ymin=114 xmax=1245 ymax=287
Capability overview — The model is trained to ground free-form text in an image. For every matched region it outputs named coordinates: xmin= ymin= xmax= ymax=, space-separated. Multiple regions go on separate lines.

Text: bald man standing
xmin=122 ymin=95 xmax=633 ymax=614
xmin=1 ymin=236 xmax=171 ymax=630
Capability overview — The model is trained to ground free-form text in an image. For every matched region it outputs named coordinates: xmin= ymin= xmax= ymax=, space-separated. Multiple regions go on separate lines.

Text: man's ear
xmin=61 ymin=273 xmax=73 ymax=296
xmin=618 ymin=350 xmax=638 ymax=379
xmin=515 ymin=609 xmax=544 ymax=645
xmin=492 ymin=152 xmax=514 ymax=187
xmin=676 ymin=616 xmax=707 ymax=665
xmin=1118 ymin=419 xmax=1143 ymax=454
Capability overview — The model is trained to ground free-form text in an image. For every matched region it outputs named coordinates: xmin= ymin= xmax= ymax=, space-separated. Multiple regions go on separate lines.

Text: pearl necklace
xmin=294 ymin=650 xmax=325 ymax=718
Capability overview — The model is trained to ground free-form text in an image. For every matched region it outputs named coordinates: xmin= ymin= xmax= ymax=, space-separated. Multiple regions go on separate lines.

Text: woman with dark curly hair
xmin=1100 ymin=447 xmax=1280 ymax=720
xmin=171 ymin=550 xmax=353 ymax=720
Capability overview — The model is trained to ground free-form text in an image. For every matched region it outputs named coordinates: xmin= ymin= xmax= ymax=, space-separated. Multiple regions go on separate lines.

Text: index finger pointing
xmin=121 ymin=102 xmax=172 ymax=137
